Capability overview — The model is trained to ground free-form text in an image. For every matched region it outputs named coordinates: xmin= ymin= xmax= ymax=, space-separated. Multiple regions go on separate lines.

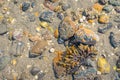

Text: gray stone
xmin=39 ymin=11 xmax=54 ymax=23
xmin=115 ymin=6 xmax=120 ymax=13
xmin=114 ymin=15 xmax=120 ymax=23
xmin=109 ymin=0 xmax=120 ymax=6
xmin=0 ymin=23 xmax=7 ymax=35
xmin=30 ymin=67 xmax=40 ymax=76
xmin=0 ymin=56 xmax=10 ymax=71
xmin=99 ymin=0 xmax=108 ymax=5
xmin=38 ymin=72 xmax=45 ymax=80
xmin=22 ymin=2 xmax=30 ymax=12
xmin=103 ymin=5 xmax=113 ymax=13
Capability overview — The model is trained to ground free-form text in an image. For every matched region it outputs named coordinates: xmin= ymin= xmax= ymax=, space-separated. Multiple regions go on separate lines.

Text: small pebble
xmin=22 ymin=2 xmax=30 ymax=12
xmin=38 ymin=72 xmax=45 ymax=80
xmin=49 ymin=48 xmax=55 ymax=53
xmin=30 ymin=67 xmax=40 ymax=76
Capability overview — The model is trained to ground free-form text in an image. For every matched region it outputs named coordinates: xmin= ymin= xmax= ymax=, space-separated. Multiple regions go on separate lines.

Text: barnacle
xmin=53 ymin=44 xmax=98 ymax=77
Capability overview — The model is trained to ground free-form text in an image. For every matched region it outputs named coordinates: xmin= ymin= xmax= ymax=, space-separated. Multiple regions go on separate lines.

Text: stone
xmin=109 ymin=32 xmax=118 ymax=48
xmin=30 ymin=40 xmax=48 ymax=55
xmin=93 ymin=3 xmax=103 ymax=12
xmin=38 ymin=72 xmax=45 ymax=80
xmin=117 ymin=24 xmax=120 ymax=29
xmin=62 ymin=3 xmax=70 ymax=11
xmin=115 ymin=6 xmax=120 ymax=13
xmin=98 ymin=15 xmax=109 ymax=24
xmin=39 ymin=11 xmax=54 ymax=23
xmin=57 ymin=13 xmax=64 ymax=20
xmin=99 ymin=0 xmax=108 ymax=5
xmin=0 ymin=56 xmax=10 ymax=71
xmin=98 ymin=22 xmax=113 ymax=33
xmin=30 ymin=67 xmax=40 ymax=76
xmin=70 ymin=26 xmax=99 ymax=45
xmin=109 ymin=0 xmax=120 ymax=6
xmin=103 ymin=5 xmax=113 ymax=13
xmin=22 ymin=2 xmax=30 ymax=12
xmin=114 ymin=15 xmax=120 ymax=23
xmin=0 ymin=23 xmax=7 ymax=35
xmin=58 ymin=17 xmax=76 ymax=41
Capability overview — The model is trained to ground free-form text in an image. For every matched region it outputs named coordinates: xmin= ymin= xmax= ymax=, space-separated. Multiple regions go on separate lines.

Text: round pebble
xmin=49 ymin=48 xmax=55 ymax=53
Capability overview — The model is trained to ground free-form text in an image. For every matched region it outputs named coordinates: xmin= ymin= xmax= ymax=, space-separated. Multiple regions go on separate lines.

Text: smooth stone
xmin=103 ymin=5 xmax=113 ymax=13
xmin=22 ymin=2 xmax=30 ymax=12
xmin=30 ymin=67 xmax=40 ymax=76
xmin=0 ymin=23 xmax=7 ymax=35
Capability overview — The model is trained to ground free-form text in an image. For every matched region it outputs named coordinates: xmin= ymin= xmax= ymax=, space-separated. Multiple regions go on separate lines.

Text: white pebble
xmin=49 ymin=48 xmax=55 ymax=53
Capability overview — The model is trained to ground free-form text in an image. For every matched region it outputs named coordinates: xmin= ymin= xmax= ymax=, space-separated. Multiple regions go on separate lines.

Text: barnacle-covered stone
xmin=93 ymin=3 xmax=103 ymax=12
xmin=53 ymin=45 xmax=98 ymax=78
xmin=58 ymin=16 xmax=76 ymax=41
xmin=71 ymin=26 xmax=99 ymax=45
xmin=39 ymin=11 xmax=54 ymax=23
xmin=98 ymin=15 xmax=109 ymax=24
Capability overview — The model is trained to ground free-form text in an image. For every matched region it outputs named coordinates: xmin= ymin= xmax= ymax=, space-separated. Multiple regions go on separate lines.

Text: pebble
xmin=98 ymin=14 xmax=109 ymax=24
xmin=57 ymin=13 xmax=64 ymax=20
xmin=30 ymin=67 xmax=40 ymax=76
xmin=117 ymin=24 xmax=120 ymax=29
xmin=103 ymin=5 xmax=113 ymax=13
xmin=114 ymin=15 xmax=120 ymax=23
xmin=31 ymin=2 xmax=35 ymax=8
xmin=38 ymin=72 xmax=45 ymax=80
xmin=109 ymin=0 xmax=120 ymax=6
xmin=62 ymin=3 xmax=70 ymax=11
xmin=0 ymin=56 xmax=10 ymax=71
xmin=115 ymin=6 xmax=120 ymax=13
xmin=98 ymin=22 xmax=113 ymax=33
xmin=39 ymin=11 xmax=54 ymax=23
xmin=99 ymin=0 xmax=108 ymax=5
xmin=49 ymin=48 xmax=55 ymax=53
xmin=0 ymin=23 xmax=7 ymax=35
xmin=28 ymin=14 xmax=35 ymax=22
xmin=22 ymin=2 xmax=30 ymax=12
